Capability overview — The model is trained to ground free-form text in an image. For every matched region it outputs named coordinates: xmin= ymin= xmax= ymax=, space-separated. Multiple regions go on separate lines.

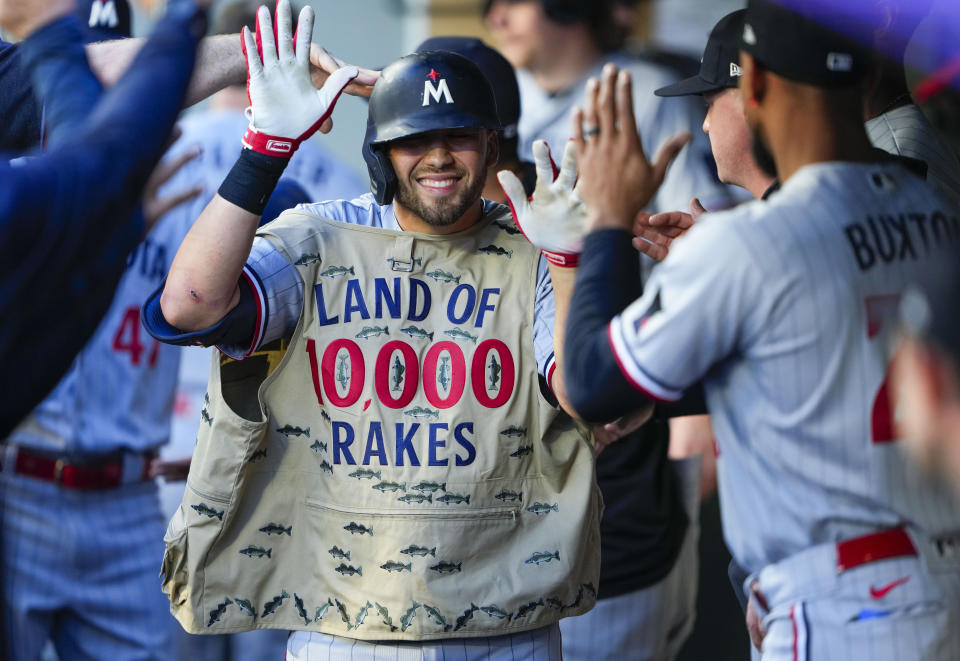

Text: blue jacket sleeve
xmin=16 ymin=16 xmax=103 ymax=147
xmin=564 ymin=229 xmax=652 ymax=422
xmin=0 ymin=0 xmax=208 ymax=438
xmin=0 ymin=41 xmax=43 ymax=151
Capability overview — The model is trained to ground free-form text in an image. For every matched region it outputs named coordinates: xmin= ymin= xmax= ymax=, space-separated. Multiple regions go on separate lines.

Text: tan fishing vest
xmin=161 ymin=206 xmax=602 ymax=640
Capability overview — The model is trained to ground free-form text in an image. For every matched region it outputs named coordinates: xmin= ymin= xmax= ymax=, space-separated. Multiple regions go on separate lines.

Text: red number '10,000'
xmin=305 ymin=338 xmax=515 ymax=410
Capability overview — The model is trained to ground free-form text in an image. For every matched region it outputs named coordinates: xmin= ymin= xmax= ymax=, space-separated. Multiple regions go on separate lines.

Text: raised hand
xmin=142 ymin=145 xmax=204 ymax=233
xmin=497 ymin=139 xmax=587 ymax=267
xmin=309 ymin=43 xmax=380 ymax=101
xmin=573 ymin=63 xmax=690 ymax=232
xmin=591 ymin=403 xmax=655 ymax=456
xmin=632 ymin=197 xmax=707 ymax=261
xmin=240 ymin=0 xmax=357 ymax=157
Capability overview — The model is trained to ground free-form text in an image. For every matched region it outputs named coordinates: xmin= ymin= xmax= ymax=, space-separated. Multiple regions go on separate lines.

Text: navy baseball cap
xmin=76 ymin=0 xmax=131 ymax=42
xmin=655 ymin=10 xmax=745 ymax=97
xmin=739 ymin=0 xmax=868 ymax=88
xmin=416 ymin=37 xmax=520 ymax=142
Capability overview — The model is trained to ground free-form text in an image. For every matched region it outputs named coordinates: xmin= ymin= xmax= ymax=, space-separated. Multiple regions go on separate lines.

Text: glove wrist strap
xmin=542 ymin=250 xmax=580 ymax=268
xmin=218 ymin=148 xmax=289 ymax=215
xmin=242 ymin=125 xmax=300 ymax=158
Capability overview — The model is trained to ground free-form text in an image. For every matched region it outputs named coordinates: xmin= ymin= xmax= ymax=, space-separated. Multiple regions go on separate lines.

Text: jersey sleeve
xmin=217 ymin=236 xmax=304 ymax=358
xmin=143 ymin=237 xmax=304 ymax=360
xmin=608 ymin=213 xmax=761 ymax=401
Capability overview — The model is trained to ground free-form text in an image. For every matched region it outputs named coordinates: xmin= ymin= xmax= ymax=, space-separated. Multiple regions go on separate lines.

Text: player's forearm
xmin=161 ymin=194 xmax=257 ymax=331
xmin=163 ymin=143 xmax=290 ymax=330
xmin=86 ymin=33 xmax=243 ymax=107
xmin=564 ymin=229 xmax=650 ymax=422
xmin=546 ymin=261 xmax=578 ymax=417
xmin=183 ymin=34 xmax=245 ymax=105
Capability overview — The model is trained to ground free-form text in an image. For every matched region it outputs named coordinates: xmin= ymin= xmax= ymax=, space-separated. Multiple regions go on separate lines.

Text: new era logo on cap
xmin=826 ymin=52 xmax=853 ymax=72
xmin=730 ymin=63 xmax=742 ymax=77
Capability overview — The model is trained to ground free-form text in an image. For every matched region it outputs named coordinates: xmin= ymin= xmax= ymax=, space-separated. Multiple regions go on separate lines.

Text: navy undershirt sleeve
xmin=564 ymin=228 xmax=653 ymax=423
xmin=656 ymin=381 xmax=708 ymax=418
xmin=142 ymin=279 xmax=258 ymax=351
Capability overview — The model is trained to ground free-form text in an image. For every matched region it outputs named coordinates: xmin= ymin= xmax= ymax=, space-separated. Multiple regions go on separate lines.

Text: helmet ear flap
xmin=362 ymin=123 xmax=397 ymax=205
xmin=373 ymin=149 xmax=397 ymax=206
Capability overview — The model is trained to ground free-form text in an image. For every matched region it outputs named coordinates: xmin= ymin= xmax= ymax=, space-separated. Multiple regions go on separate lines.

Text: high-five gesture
xmin=241 ymin=0 xmax=357 ymax=157
xmin=573 ymin=63 xmax=690 ymax=231
xmin=632 ymin=197 xmax=707 ymax=261
xmin=498 ymin=139 xmax=587 ymax=267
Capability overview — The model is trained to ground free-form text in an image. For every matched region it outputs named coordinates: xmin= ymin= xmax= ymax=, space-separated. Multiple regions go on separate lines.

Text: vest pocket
xmin=160 ymin=505 xmax=189 ymax=609
xmin=301 ymin=497 xmax=524 ymax=635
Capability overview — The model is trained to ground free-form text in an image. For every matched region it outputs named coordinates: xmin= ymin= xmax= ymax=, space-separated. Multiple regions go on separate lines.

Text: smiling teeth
xmin=421 ymin=179 xmax=456 ymax=188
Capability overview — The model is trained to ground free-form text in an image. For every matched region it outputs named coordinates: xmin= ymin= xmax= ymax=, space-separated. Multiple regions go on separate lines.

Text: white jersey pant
xmin=286 ymin=623 xmax=561 ymax=661
xmin=558 ymin=456 xmax=701 ymax=661
xmin=0 ymin=470 xmax=172 ymax=661
xmin=753 ymin=532 xmax=960 ymax=660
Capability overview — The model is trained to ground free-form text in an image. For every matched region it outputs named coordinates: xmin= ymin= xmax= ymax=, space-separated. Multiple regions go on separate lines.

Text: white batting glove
xmin=240 ymin=1 xmax=357 ymax=158
xmin=497 ymin=140 xmax=588 ymax=267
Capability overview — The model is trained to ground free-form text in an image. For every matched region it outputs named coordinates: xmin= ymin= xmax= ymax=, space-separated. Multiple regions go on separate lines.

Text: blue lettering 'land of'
xmin=315 ymin=277 xmax=501 ymax=329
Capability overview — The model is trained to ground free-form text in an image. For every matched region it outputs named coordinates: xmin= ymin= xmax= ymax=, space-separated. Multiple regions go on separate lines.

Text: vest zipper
xmin=305 ymin=498 xmax=519 ymax=521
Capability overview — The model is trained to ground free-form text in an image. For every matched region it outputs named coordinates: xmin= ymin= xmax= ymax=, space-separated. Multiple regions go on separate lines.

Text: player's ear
xmin=738 ymin=51 xmax=766 ymax=109
xmin=486 ymin=130 xmax=500 ymax=169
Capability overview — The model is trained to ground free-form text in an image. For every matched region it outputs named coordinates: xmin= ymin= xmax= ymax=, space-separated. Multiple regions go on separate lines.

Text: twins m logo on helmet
xmin=423 ymin=69 xmax=454 ymax=107
xmin=89 ymin=0 xmax=120 ymax=29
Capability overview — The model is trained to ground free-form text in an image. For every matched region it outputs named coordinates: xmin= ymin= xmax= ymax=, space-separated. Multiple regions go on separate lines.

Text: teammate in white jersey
xmin=547 ymin=1 xmax=960 ymax=659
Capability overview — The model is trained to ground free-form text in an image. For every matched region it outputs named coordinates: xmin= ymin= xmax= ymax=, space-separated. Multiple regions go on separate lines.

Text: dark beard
xmin=749 ymin=124 xmax=778 ymax=179
xmin=394 ymin=163 xmax=488 ymax=227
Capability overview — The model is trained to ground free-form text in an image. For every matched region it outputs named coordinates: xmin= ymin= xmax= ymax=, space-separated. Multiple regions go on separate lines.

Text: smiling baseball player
xmin=143 ymin=2 xmax=602 ymax=659
xmin=537 ymin=1 xmax=960 ymax=659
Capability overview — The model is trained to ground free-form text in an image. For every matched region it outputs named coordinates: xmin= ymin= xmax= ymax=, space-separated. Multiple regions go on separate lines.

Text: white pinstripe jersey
xmin=866 ymin=103 xmax=960 ymax=210
xmin=608 ymin=161 xmax=960 ymax=574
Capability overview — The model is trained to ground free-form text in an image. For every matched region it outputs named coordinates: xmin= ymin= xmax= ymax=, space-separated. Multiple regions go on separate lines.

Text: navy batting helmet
xmin=363 ymin=50 xmax=500 ymax=205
